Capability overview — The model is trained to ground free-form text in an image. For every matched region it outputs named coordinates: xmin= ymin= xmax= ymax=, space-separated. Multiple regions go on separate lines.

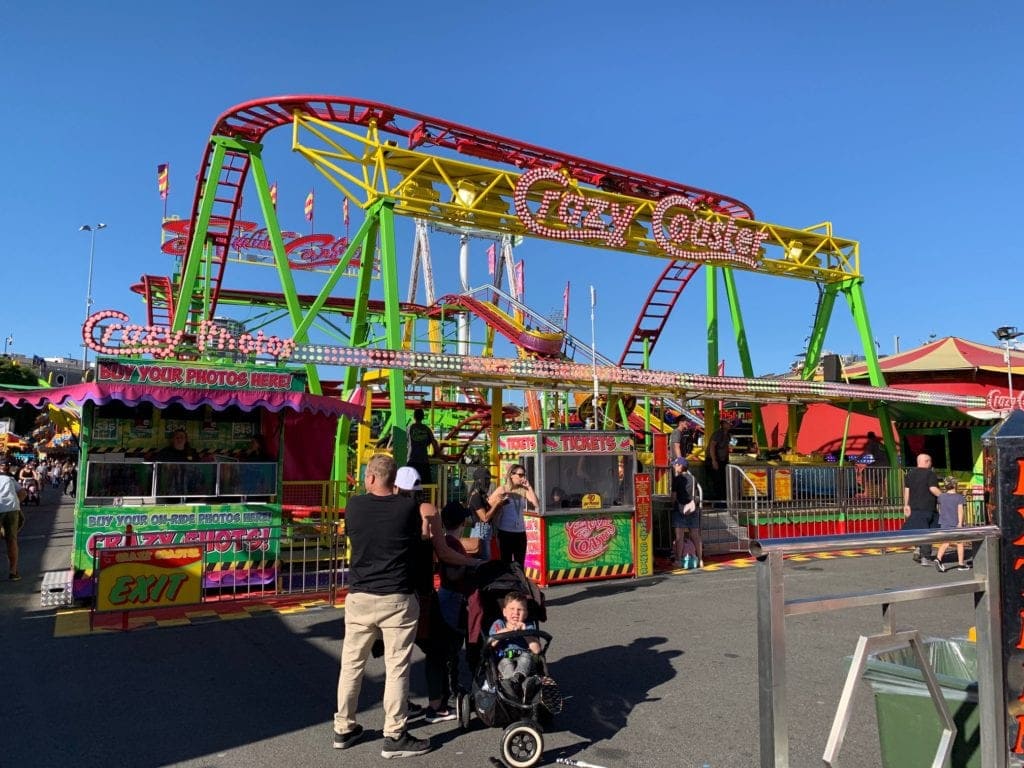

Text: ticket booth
xmin=499 ymin=430 xmax=649 ymax=587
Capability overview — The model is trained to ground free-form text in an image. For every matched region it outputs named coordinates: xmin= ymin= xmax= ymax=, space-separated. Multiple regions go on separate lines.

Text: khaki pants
xmin=334 ymin=591 xmax=419 ymax=738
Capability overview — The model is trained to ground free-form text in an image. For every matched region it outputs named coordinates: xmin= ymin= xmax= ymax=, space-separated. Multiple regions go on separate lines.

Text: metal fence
xmin=752 ymin=526 xmax=1004 ymax=767
xmin=726 ymin=464 xmax=986 ymax=539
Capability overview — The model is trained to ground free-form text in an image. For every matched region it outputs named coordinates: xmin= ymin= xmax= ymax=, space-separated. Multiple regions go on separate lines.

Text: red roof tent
xmin=843 ymin=336 xmax=1024 ymax=379
xmin=761 ymin=337 xmax=1015 ymax=455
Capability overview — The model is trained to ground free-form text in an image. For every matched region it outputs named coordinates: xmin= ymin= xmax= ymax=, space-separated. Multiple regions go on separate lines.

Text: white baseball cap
xmin=395 ymin=466 xmax=422 ymax=492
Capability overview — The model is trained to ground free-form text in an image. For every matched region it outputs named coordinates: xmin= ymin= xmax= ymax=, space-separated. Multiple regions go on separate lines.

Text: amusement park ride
xmin=110 ymin=94 xmax=919 ymax=488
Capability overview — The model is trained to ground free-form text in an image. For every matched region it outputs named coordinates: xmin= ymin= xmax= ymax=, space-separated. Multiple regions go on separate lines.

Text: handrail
xmin=750 ymin=525 xmax=1001 ymax=557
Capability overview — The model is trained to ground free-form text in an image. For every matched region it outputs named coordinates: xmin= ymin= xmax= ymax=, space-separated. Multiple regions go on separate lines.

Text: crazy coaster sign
xmin=512 ymin=167 xmax=768 ymax=268
xmin=83 ymin=309 xmax=296 ymax=361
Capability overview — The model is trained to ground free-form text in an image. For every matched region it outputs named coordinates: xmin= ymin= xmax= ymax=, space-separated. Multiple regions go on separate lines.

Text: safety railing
xmin=726 ymin=463 xmax=987 ymax=539
xmin=281 ymin=480 xmax=346 ymax=603
xmin=752 ymin=526 xmax=1004 ymax=768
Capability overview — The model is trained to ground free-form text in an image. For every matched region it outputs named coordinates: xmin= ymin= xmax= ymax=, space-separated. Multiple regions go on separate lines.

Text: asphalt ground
xmin=2 ymin=488 xmax=979 ymax=768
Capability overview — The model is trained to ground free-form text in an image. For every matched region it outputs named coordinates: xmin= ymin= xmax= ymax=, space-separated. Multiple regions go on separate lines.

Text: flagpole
xmin=590 ymin=285 xmax=599 ymax=430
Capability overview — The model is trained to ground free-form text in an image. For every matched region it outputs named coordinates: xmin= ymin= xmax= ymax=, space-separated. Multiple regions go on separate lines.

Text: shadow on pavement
xmin=551 ymin=635 xmax=681 ymax=761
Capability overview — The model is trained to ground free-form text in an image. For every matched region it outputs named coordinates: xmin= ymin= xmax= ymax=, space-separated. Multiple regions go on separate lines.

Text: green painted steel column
xmin=801 ymin=285 xmax=839 ymax=380
xmin=249 ymin=146 xmax=322 ymax=393
xmin=705 ymin=264 xmax=720 ymax=431
xmin=332 ymin=204 xmax=383 ymax=487
xmin=790 ymin=284 xmax=840 ymax=451
xmin=378 ymin=201 xmax=409 ymax=464
xmin=842 ymin=277 xmax=897 ymax=466
xmin=722 ymin=268 xmax=766 ymax=454
xmin=173 ymin=138 xmax=228 ymax=331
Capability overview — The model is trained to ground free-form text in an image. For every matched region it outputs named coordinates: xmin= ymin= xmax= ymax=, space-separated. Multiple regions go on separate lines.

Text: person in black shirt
xmin=903 ymin=453 xmax=941 ymax=564
xmin=333 ymin=455 xmax=431 ymax=758
xmin=155 ymin=429 xmax=198 ymax=462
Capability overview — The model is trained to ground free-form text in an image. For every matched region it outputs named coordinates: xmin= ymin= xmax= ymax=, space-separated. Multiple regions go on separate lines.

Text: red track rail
xmin=182 ymin=95 xmax=755 ymax=324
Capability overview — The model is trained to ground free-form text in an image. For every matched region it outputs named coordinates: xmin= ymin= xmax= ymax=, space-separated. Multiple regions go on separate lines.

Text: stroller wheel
xmin=499 ymin=720 xmax=543 ymax=768
xmin=456 ymin=692 xmax=472 ymax=730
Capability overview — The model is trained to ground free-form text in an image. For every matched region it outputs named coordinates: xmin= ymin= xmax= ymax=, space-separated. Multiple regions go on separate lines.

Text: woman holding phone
xmin=493 ymin=463 xmax=538 ymax=565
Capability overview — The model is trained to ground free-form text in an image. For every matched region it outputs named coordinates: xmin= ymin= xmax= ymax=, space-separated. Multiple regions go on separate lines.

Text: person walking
xmin=903 ymin=453 xmax=941 ymax=565
xmin=933 ymin=477 xmax=970 ymax=572
xmin=0 ymin=462 xmax=26 ymax=580
xmin=333 ymin=454 xmax=430 ymax=758
xmin=670 ymin=457 xmax=702 ymax=568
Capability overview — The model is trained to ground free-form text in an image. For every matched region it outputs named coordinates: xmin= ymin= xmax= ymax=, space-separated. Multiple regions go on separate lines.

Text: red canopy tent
xmin=760 ymin=337 xmax=1017 ymax=455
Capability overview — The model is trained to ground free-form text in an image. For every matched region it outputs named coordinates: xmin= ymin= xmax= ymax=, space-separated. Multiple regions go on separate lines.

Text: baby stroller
xmin=20 ymin=478 xmax=40 ymax=506
xmin=457 ymin=560 xmax=562 ymax=768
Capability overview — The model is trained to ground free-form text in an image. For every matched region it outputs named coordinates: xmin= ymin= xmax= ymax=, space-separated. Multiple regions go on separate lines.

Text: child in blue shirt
xmin=488 ymin=591 xmax=542 ymax=701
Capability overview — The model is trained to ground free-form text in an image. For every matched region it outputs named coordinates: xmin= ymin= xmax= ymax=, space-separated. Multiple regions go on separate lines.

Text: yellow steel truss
xmin=291 ymin=112 xmax=860 ymax=283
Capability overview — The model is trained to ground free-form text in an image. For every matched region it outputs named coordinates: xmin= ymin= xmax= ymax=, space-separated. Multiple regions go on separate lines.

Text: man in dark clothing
xmin=407 ymin=408 xmax=440 ymax=486
xmin=703 ymin=419 xmax=732 ymax=503
xmin=155 ymin=429 xmax=198 ymax=462
xmin=903 ymin=453 xmax=941 ymax=564
xmin=333 ymin=454 xmax=430 ymax=758
xmin=669 ymin=419 xmax=695 ymax=461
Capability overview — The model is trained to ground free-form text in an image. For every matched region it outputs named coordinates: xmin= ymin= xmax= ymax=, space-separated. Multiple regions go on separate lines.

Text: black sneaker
xmin=381 ymin=731 xmax=430 ymax=758
xmin=934 ymin=560 xmax=947 ymax=573
xmin=332 ymin=724 xmax=364 ymax=750
xmin=8 ymin=572 xmax=21 ymax=581
xmin=406 ymin=700 xmax=425 ymax=719
xmin=957 ymin=563 xmax=973 ymax=571
xmin=423 ymin=706 xmax=456 ymax=724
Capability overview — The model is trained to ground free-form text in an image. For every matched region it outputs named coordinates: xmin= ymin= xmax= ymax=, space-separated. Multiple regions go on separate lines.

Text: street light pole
xmin=994 ymin=326 xmax=1022 ymax=410
xmin=79 ymin=223 xmax=107 ymax=372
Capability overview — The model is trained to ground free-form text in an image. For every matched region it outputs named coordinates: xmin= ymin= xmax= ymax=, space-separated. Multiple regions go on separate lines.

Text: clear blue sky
xmin=2 ymin=1 xmax=1021 ymax=378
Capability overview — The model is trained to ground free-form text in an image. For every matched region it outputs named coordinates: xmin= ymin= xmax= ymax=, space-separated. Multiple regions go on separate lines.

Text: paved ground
xmin=3 ymin=488 xmax=980 ymax=768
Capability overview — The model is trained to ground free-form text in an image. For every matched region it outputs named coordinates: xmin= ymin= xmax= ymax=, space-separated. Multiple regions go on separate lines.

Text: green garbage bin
xmin=862 ymin=638 xmax=979 ymax=768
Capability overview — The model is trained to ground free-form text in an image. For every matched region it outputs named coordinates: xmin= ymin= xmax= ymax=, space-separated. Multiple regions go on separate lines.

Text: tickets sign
xmin=96 ymin=545 xmax=203 ymax=612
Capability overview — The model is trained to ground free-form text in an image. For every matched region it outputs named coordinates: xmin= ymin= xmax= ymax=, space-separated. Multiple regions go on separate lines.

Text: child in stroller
xmin=457 ymin=560 xmax=561 ymax=768
xmin=489 ymin=592 xmax=543 ymax=703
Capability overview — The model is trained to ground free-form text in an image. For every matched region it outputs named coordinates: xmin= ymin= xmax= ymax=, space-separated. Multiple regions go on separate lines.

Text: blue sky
xmin=2 ymin=2 xmax=1021 ymax=379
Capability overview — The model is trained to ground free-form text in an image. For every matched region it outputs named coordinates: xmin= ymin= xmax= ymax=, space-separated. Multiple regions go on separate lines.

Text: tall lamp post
xmin=79 ymin=223 xmax=107 ymax=372
xmin=993 ymin=325 xmax=1023 ymax=409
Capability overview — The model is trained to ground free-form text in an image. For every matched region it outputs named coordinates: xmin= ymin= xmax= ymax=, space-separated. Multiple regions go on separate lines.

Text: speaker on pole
xmin=822 ymin=354 xmax=841 ymax=382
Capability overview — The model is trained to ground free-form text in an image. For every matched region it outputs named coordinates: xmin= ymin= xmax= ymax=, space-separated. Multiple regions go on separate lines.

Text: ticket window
xmin=540 ymin=453 xmax=634 ymax=512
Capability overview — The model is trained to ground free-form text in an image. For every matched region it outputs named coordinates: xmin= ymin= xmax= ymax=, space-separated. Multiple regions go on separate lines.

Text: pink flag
xmin=515 ymin=261 xmax=524 ymax=296
xmin=562 ymin=281 xmax=570 ymax=327
xmin=486 ymin=243 xmax=496 ymax=275
xmin=343 ymin=198 xmax=350 ymax=227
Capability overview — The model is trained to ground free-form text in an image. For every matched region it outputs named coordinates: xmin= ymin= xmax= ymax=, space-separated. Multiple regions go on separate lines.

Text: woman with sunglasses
xmin=494 ymin=464 xmax=539 ymax=565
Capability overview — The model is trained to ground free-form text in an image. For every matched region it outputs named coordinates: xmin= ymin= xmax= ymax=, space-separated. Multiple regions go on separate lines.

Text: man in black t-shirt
xmin=903 ymin=453 xmax=941 ymax=564
xmin=333 ymin=455 xmax=430 ymax=758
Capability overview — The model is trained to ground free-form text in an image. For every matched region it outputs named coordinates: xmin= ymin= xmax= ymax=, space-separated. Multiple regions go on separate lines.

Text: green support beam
xmin=722 ymin=268 xmax=766 ymax=454
xmin=841 ymin=277 xmax=898 ymax=467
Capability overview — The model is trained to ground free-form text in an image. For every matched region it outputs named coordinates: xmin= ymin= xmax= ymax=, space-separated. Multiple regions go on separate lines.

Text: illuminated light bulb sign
xmin=512 ymin=167 xmax=768 ymax=268
xmin=987 ymin=389 xmax=1024 ymax=412
xmin=83 ymin=309 xmax=296 ymax=361
xmin=161 ymin=219 xmax=368 ymax=273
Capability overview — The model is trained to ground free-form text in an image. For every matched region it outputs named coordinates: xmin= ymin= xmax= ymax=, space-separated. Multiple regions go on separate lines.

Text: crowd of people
xmin=0 ymin=454 xmax=78 ymax=583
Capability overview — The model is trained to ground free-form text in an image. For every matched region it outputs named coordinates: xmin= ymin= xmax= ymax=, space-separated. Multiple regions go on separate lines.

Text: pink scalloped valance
xmin=0 ymin=382 xmax=361 ymax=419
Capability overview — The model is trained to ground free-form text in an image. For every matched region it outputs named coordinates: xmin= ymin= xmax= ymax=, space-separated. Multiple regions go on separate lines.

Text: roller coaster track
xmin=182 ymin=95 xmax=754 ymax=325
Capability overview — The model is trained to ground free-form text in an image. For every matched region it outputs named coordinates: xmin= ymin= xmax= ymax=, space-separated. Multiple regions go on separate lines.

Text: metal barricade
xmin=752 ymin=526 xmax=1004 ymax=768
xmin=280 ymin=480 xmax=346 ymax=603
xmin=728 ymin=464 xmax=905 ymax=539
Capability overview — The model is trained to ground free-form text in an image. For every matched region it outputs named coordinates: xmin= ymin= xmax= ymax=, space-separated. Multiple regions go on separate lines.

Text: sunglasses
xmin=511 ymin=471 xmax=526 ymax=477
